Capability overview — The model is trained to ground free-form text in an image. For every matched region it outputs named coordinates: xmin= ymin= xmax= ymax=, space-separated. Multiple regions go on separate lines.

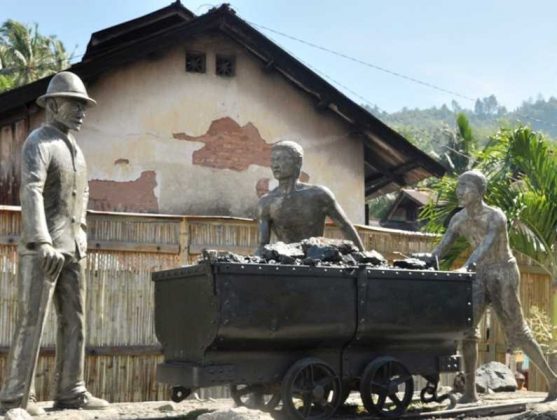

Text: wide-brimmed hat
xmin=36 ymin=71 xmax=96 ymax=108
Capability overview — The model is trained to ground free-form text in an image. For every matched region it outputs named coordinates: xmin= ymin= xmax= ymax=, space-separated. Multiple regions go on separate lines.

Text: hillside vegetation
xmin=366 ymin=95 xmax=557 ymax=220
xmin=367 ymin=95 xmax=557 ymax=157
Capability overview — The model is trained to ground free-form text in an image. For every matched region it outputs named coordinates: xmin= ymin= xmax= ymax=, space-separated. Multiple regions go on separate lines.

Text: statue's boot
xmin=26 ymin=402 xmax=46 ymax=417
xmin=54 ymin=391 xmax=109 ymax=410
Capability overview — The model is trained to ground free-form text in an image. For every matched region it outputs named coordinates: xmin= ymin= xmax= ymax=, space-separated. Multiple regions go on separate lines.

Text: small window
xmin=185 ymin=51 xmax=206 ymax=73
xmin=216 ymin=54 xmax=235 ymax=77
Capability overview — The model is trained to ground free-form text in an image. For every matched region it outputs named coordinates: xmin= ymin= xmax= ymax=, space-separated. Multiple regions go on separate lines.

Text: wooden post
xmin=179 ymin=216 xmax=190 ymax=265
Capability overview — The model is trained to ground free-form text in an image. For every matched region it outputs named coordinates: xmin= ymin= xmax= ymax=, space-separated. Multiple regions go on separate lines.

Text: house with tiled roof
xmin=0 ymin=1 xmax=444 ymax=223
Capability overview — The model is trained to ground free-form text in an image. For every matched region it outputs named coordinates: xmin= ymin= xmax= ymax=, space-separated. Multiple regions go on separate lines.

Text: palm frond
xmin=0 ymin=19 xmax=70 ymax=90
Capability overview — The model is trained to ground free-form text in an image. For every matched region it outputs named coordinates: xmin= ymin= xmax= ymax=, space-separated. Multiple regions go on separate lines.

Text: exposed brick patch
xmin=173 ymin=117 xmax=272 ymax=171
xmin=114 ymin=158 xmax=130 ymax=165
xmin=174 ymin=117 xmax=313 ymax=198
xmin=88 ymin=170 xmax=158 ymax=213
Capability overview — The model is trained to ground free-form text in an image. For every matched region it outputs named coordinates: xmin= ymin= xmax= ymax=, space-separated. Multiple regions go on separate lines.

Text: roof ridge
xmin=84 ymin=1 xmax=195 ymax=60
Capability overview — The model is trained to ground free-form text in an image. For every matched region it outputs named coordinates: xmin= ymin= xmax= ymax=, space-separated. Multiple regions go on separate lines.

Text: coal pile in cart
xmin=202 ymin=237 xmax=436 ymax=270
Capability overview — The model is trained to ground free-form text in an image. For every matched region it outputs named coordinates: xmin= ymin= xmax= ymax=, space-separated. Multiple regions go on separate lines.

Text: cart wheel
xmin=230 ymin=383 xmax=281 ymax=411
xmin=359 ymin=357 xmax=413 ymax=417
xmin=171 ymin=386 xmax=191 ymax=402
xmin=281 ymin=358 xmax=342 ymax=419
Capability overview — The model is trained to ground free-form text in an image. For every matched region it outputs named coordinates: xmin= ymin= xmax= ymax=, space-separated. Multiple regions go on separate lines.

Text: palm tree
xmin=421 ymin=126 xmax=557 ymax=284
xmin=0 ymin=43 xmax=14 ymax=91
xmin=0 ymin=19 xmax=70 ymax=91
xmin=439 ymin=112 xmax=477 ymax=175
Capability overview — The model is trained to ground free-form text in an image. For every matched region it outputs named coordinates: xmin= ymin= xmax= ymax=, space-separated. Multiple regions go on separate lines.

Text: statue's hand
xmin=38 ymin=244 xmax=65 ymax=278
xmin=456 ymin=263 xmax=476 ymax=273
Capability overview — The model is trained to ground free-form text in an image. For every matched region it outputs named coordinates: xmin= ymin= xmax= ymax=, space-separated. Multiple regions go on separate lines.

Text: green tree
xmin=0 ymin=43 xmax=15 ymax=90
xmin=438 ymin=113 xmax=477 ymax=174
xmin=421 ymin=126 xmax=557 ymax=283
xmin=367 ymin=192 xmax=397 ymax=221
xmin=0 ymin=19 xmax=70 ymax=92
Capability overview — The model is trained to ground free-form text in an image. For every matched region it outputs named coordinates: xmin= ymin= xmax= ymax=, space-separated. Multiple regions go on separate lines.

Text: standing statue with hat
xmin=0 ymin=71 xmax=109 ymax=415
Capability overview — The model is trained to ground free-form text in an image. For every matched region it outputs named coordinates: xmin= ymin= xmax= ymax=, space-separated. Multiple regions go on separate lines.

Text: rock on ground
xmin=4 ymin=409 xmax=32 ymax=420
xmin=476 ymin=361 xmax=518 ymax=392
xmin=511 ymin=401 xmax=557 ymax=419
xmin=158 ymin=402 xmax=177 ymax=412
xmin=198 ymin=407 xmax=273 ymax=420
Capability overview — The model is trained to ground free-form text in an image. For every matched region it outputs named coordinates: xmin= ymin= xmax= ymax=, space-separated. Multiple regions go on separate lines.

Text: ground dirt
xmin=0 ymin=391 xmax=554 ymax=420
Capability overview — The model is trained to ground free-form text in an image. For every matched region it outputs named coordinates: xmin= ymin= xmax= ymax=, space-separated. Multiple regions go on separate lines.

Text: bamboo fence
xmin=0 ymin=206 xmax=551 ymax=401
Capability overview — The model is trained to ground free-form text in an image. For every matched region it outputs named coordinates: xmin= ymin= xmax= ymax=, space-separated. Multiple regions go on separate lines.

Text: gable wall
xmin=17 ymin=33 xmax=366 ymax=223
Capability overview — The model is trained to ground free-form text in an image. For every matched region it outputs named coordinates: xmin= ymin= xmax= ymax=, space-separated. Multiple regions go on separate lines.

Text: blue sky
xmin=2 ymin=0 xmax=557 ymax=112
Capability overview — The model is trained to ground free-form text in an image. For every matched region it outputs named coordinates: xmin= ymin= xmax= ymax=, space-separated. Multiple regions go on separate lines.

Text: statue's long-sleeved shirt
xmin=19 ymin=123 xmax=89 ymax=259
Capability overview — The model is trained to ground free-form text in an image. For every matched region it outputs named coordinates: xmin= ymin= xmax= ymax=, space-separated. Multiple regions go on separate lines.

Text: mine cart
xmin=152 ymin=261 xmax=474 ymax=419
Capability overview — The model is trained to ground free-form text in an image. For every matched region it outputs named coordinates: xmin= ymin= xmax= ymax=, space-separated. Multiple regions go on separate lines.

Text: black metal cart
xmin=153 ymin=261 xmax=473 ymax=419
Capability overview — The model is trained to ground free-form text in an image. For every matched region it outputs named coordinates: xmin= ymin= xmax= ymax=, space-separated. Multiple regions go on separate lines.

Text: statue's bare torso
xmin=256 ymin=141 xmax=364 ymax=252
xmin=259 ymin=183 xmax=333 ymax=243
xmin=449 ymin=205 xmax=513 ymax=267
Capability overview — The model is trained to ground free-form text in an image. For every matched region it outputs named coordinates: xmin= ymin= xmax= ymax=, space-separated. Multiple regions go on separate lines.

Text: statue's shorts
xmin=465 ymin=257 xmax=534 ymax=346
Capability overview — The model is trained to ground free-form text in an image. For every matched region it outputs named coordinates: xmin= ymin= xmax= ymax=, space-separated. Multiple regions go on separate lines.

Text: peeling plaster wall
xmin=68 ymin=34 xmax=364 ymax=222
